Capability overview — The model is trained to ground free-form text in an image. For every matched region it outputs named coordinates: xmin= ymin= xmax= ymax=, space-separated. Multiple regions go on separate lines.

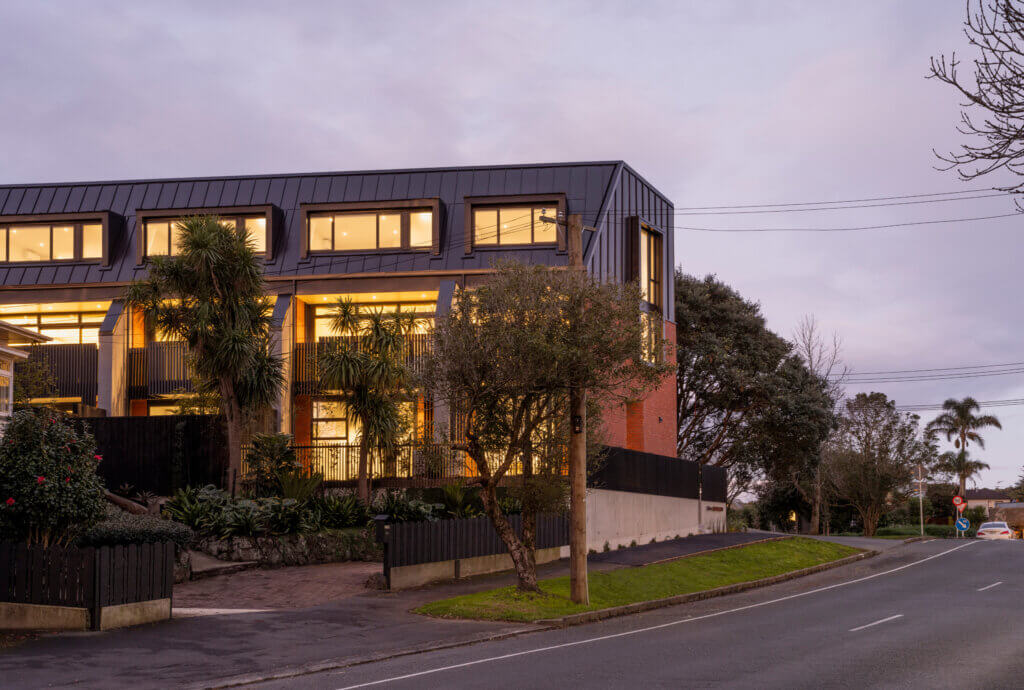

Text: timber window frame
xmin=0 ymin=211 xmax=118 ymax=266
xmin=136 ymin=205 xmax=278 ymax=263
xmin=299 ymin=199 xmax=442 ymax=258
xmin=627 ymin=216 xmax=665 ymax=313
xmin=463 ymin=194 xmax=566 ymax=254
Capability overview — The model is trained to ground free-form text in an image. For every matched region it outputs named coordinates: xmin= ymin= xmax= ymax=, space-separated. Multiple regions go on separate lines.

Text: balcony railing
xmin=17 ymin=343 xmax=98 ymax=404
xmin=127 ymin=342 xmax=193 ymax=398
xmin=293 ymin=333 xmax=431 ymax=394
xmin=240 ymin=442 xmax=550 ymax=486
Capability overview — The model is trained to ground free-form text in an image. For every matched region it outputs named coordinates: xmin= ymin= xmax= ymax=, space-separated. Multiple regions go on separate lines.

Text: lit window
xmin=147 ymin=221 xmax=170 ymax=256
xmin=9 ymin=226 xmax=50 ymax=262
xmin=52 ymin=225 xmax=75 ymax=260
xmin=639 ymin=224 xmax=663 ymax=309
xmin=410 ymin=212 xmax=433 ymax=248
xmin=472 ymin=204 xmax=559 ymax=247
xmin=641 ymin=311 xmax=659 ymax=364
xmin=82 ymin=224 xmax=103 ymax=258
xmin=307 ymin=209 xmax=433 ymax=252
xmin=144 ymin=214 xmax=268 ymax=258
xmin=244 ymin=217 xmax=267 ymax=253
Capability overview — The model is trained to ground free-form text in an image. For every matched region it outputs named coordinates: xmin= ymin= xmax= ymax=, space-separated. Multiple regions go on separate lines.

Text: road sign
xmin=957 ymin=502 xmax=967 ymax=513
xmin=956 ymin=517 xmax=970 ymax=531
xmin=953 ymin=495 xmax=964 ymax=506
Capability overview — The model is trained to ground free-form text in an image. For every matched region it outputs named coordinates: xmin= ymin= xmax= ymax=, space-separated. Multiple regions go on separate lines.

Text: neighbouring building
xmin=0 ymin=161 xmax=723 ymax=538
xmin=964 ymin=488 xmax=1011 ymax=514
xmin=0 ymin=319 xmax=49 ymax=431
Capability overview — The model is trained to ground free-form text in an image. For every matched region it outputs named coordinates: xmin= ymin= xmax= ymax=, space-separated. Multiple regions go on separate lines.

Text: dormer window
xmin=463 ymin=194 xmax=566 ymax=253
xmin=0 ymin=212 xmax=116 ymax=265
xmin=137 ymin=206 xmax=276 ymax=262
xmin=300 ymin=199 xmax=441 ymax=257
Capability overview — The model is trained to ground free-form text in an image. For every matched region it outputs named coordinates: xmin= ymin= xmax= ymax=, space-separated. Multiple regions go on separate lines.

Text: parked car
xmin=976 ymin=522 xmax=1015 ymax=540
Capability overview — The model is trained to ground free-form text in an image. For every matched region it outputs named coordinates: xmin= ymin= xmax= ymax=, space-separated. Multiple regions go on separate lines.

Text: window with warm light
xmin=0 ymin=356 xmax=12 ymax=417
xmin=639 ymin=223 xmax=663 ymax=310
xmin=143 ymin=214 xmax=268 ymax=258
xmin=0 ymin=220 xmax=105 ymax=263
xmin=0 ymin=302 xmax=109 ymax=344
xmin=472 ymin=205 xmax=558 ymax=247
xmin=311 ymin=294 xmax=435 ymax=341
xmin=641 ymin=311 xmax=660 ymax=364
xmin=306 ymin=209 xmax=433 ymax=252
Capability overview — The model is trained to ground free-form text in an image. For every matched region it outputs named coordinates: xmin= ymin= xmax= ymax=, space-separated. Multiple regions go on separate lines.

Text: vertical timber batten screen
xmin=590 ymin=446 xmax=728 ymax=503
xmin=382 ymin=514 xmax=569 ymax=569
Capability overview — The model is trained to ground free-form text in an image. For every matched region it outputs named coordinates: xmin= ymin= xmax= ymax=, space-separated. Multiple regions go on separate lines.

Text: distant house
xmin=0 ymin=319 xmax=49 ymax=431
xmin=964 ymin=488 xmax=1011 ymax=513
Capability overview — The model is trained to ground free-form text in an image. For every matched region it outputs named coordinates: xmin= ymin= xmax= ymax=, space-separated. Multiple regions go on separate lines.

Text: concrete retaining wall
xmin=389 ymin=546 xmax=563 ymax=590
xmin=0 ymin=598 xmax=171 ymax=631
xmin=587 ymin=488 xmax=726 ymax=551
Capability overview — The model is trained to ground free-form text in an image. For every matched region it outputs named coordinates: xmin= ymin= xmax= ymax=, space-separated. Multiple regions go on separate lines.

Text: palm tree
xmin=126 ymin=216 xmax=283 ymax=494
xmin=318 ymin=300 xmax=414 ymax=502
xmin=926 ymin=397 xmax=1002 ymax=496
xmin=935 ymin=450 xmax=991 ymax=498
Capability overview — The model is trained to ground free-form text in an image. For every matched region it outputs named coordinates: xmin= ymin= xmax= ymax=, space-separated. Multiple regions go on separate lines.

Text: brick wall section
xmin=598 ymin=320 xmax=677 ymax=457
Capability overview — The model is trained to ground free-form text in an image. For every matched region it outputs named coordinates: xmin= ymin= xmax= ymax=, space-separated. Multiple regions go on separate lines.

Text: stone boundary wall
xmin=195 ymin=528 xmax=381 ymax=567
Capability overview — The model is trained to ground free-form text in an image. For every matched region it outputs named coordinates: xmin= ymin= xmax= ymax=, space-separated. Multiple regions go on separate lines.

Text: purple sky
xmin=2 ymin=1 xmax=1021 ymax=488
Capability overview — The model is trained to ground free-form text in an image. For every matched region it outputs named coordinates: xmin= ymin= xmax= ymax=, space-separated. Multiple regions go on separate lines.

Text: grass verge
xmin=415 ymin=537 xmax=861 ymax=622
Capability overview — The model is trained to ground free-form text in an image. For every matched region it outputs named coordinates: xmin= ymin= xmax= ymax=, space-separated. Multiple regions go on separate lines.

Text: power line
xmin=677 ymin=211 xmax=1020 ymax=233
xmin=844 ymin=368 xmax=1024 ymax=384
xmin=837 ymin=359 xmax=1024 ymax=376
xmin=674 ymin=192 xmax=1009 ymax=215
xmin=673 ymin=186 xmax=1003 ymax=210
xmin=897 ymin=397 xmax=1024 ymax=411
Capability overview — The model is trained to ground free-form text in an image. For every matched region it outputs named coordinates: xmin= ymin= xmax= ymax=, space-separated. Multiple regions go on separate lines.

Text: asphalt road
xmin=255 ymin=539 xmax=1024 ymax=689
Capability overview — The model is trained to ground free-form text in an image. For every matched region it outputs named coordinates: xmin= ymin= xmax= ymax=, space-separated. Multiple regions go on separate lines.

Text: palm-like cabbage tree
xmin=935 ymin=450 xmax=991 ymax=497
xmin=926 ymin=397 xmax=1001 ymax=496
xmin=126 ymin=216 xmax=283 ymax=494
xmin=318 ymin=300 xmax=414 ymax=502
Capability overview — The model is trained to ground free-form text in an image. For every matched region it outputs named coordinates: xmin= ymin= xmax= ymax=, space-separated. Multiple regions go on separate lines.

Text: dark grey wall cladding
xmin=0 ymin=162 xmax=674 ymax=319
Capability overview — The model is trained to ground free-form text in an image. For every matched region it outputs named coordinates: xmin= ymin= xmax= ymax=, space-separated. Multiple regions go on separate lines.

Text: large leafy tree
xmin=125 ymin=216 xmax=283 ymax=494
xmin=421 ymin=261 xmax=670 ymax=592
xmin=675 ymin=273 xmax=832 ymax=501
xmin=318 ymin=301 xmax=413 ymax=502
xmin=824 ymin=393 xmax=934 ymax=537
xmin=926 ymin=397 xmax=1001 ymax=496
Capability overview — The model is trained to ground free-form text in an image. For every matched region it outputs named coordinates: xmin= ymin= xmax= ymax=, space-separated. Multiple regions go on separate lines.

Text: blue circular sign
xmin=956 ymin=517 xmax=970 ymax=531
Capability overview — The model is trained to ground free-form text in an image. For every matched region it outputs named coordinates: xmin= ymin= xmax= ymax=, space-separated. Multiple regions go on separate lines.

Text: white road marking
xmin=977 ymin=581 xmax=1003 ymax=592
xmin=334 ymin=540 xmax=978 ymax=690
xmin=849 ymin=614 xmax=903 ymax=632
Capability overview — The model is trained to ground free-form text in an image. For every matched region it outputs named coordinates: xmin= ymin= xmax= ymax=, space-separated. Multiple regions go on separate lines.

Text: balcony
xmin=127 ymin=341 xmax=193 ymax=398
xmin=18 ymin=343 xmax=98 ymax=404
xmin=293 ymin=333 xmax=430 ymax=395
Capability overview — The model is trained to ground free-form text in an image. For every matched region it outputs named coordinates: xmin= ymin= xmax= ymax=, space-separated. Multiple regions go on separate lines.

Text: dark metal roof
xmin=0 ymin=161 xmax=674 ymax=293
xmin=965 ymin=488 xmax=1011 ymax=500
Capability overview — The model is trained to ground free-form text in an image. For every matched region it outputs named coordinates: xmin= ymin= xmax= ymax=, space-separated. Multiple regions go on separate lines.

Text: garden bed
xmin=195 ymin=528 xmax=380 ymax=567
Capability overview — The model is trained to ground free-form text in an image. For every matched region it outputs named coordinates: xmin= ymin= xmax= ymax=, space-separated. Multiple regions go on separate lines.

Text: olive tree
xmin=420 ymin=261 xmax=671 ymax=592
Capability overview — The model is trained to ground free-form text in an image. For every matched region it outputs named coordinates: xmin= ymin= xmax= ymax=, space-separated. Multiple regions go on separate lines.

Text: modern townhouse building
xmin=0 ymin=161 xmax=678 ymax=483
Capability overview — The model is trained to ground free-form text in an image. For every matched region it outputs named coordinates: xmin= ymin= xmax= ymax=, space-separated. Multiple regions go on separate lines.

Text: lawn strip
xmin=415 ymin=537 xmax=862 ymax=622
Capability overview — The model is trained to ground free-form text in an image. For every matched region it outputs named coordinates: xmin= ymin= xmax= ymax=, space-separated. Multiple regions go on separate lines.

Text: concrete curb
xmin=534 ymin=549 xmax=878 ymax=627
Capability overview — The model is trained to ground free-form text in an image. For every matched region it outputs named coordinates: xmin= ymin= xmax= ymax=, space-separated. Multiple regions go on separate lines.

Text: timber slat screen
xmin=382 ymin=514 xmax=569 ymax=569
xmin=82 ymin=415 xmax=228 ymax=494
xmin=293 ymin=333 xmax=430 ymax=394
xmin=0 ymin=542 xmax=173 ymax=630
xmin=17 ymin=343 xmax=98 ymax=404
xmin=590 ymin=446 xmax=728 ymax=503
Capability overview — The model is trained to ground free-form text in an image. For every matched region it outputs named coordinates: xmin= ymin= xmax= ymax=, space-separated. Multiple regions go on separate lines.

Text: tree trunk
xmin=959 ymin=474 xmax=967 ymax=499
xmin=861 ymin=508 xmax=879 ymax=537
xmin=220 ymin=378 xmax=243 ymax=497
xmin=808 ymin=476 xmax=821 ymax=536
xmin=569 ymin=386 xmax=589 ymax=605
xmin=479 ymin=473 xmax=539 ymax=592
xmin=357 ymin=435 xmax=370 ymax=504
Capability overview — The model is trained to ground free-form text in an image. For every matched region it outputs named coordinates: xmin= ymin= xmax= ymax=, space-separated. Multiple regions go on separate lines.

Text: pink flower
xmin=36 ymin=476 xmax=45 ymax=484
xmin=65 ymin=478 xmax=70 ymax=484
xmin=94 ymin=454 xmax=102 ymax=461
xmin=5 ymin=497 xmax=13 ymax=506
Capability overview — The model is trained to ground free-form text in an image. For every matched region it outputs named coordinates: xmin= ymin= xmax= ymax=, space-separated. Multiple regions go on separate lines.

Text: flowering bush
xmin=0 ymin=408 xmax=106 ymax=546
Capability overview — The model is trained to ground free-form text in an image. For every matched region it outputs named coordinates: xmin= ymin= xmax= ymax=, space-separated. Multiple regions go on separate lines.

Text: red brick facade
xmin=599 ymin=320 xmax=677 ymax=457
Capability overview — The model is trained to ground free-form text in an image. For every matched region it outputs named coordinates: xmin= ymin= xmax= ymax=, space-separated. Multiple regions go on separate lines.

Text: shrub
xmin=439 ymin=484 xmax=483 ymax=519
xmin=277 ymin=469 xmax=323 ymax=501
xmin=79 ymin=506 xmax=193 ymax=550
xmin=309 ymin=493 xmax=370 ymax=530
xmin=242 ymin=433 xmax=301 ymax=498
xmin=372 ymin=490 xmax=443 ymax=522
xmin=0 ymin=408 xmax=107 ymax=546
xmin=162 ymin=485 xmax=230 ymax=532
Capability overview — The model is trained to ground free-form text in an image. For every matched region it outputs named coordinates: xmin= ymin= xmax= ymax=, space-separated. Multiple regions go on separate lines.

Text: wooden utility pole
xmin=567 ymin=213 xmax=589 ymax=605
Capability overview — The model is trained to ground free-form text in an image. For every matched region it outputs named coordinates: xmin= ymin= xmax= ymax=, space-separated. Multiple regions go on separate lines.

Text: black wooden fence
xmin=81 ymin=415 xmax=228 ymax=495
xmin=590 ymin=446 xmax=728 ymax=504
xmin=380 ymin=514 xmax=569 ymax=581
xmin=0 ymin=542 xmax=174 ymax=630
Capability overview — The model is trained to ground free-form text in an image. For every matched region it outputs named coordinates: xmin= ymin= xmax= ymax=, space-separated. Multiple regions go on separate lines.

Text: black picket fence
xmin=590 ymin=446 xmax=728 ymax=504
xmin=379 ymin=514 xmax=569 ymax=583
xmin=81 ymin=415 xmax=228 ymax=495
xmin=0 ymin=542 xmax=175 ymax=630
